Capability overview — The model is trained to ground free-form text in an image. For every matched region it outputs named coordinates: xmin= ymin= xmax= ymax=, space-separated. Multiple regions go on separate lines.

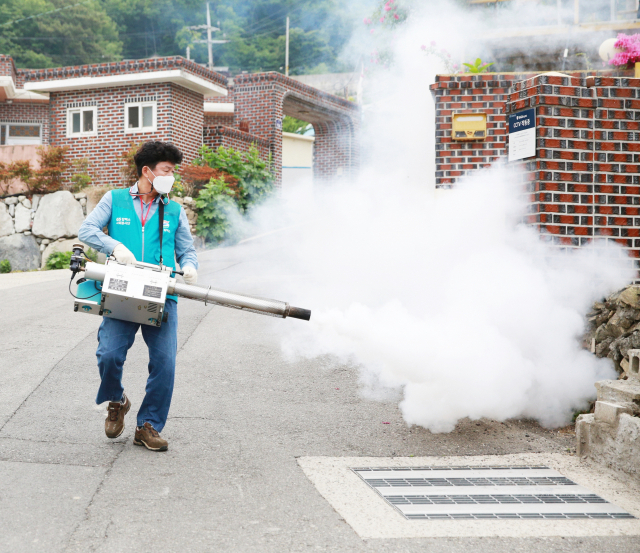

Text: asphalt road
xmin=1 ymin=243 xmax=639 ymax=552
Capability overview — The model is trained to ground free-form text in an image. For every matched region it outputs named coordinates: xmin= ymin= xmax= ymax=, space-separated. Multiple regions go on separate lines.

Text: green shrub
xmin=194 ymin=145 xmax=274 ymax=213
xmin=45 ymin=251 xmax=73 ymax=270
xmin=70 ymin=158 xmax=91 ymax=192
xmin=0 ymin=259 xmax=11 ymax=273
xmin=194 ymin=178 xmax=240 ymax=244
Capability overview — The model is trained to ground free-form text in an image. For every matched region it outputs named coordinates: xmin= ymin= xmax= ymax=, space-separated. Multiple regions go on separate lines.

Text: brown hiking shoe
xmin=105 ymin=393 xmax=131 ymax=439
xmin=133 ymin=422 xmax=168 ymax=452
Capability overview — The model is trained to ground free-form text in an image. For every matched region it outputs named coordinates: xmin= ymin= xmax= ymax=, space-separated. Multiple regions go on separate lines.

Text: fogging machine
xmin=69 ymin=244 xmax=311 ymax=326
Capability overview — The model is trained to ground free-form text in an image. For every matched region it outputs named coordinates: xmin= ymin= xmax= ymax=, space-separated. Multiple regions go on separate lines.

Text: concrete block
xmin=576 ymin=413 xmax=594 ymax=457
xmin=627 ymin=349 xmax=640 ymax=382
xmin=594 ymin=401 xmax=633 ymax=426
xmin=595 ymin=379 xmax=640 ymax=412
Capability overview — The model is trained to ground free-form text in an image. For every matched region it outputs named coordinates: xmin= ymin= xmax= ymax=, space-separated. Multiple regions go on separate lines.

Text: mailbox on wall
xmin=452 ymin=113 xmax=487 ymax=141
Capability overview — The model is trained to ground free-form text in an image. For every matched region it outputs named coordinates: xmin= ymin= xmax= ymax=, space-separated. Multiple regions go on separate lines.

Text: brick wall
xmin=505 ymin=73 xmax=640 ymax=270
xmin=168 ymin=84 xmax=204 ymax=165
xmin=202 ymin=125 xmax=270 ymax=159
xmin=0 ymin=101 xmax=50 ymax=145
xmin=204 ymin=114 xmax=234 ymax=127
xmin=430 ymin=73 xmax=528 ymax=188
xmin=48 ymin=82 xmax=204 ymax=186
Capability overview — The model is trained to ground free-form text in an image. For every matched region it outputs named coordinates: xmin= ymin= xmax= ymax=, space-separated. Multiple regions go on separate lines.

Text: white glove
xmin=182 ymin=266 xmax=198 ymax=285
xmin=112 ymin=244 xmax=136 ymax=265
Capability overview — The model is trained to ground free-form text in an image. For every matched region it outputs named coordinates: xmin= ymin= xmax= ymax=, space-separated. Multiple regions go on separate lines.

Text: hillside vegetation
xmin=0 ymin=0 xmax=370 ymax=74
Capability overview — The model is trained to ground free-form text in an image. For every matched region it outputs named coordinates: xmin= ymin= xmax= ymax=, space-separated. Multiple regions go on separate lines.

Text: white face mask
xmin=148 ymin=168 xmax=175 ymax=195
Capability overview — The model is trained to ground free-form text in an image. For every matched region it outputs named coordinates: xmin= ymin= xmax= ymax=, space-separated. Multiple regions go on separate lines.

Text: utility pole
xmin=187 ymin=2 xmax=228 ymax=70
xmin=285 ymin=16 xmax=290 ymax=76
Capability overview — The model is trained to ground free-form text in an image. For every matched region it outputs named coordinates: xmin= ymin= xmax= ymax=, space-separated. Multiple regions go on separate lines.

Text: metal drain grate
xmin=353 ymin=466 xmax=634 ymax=521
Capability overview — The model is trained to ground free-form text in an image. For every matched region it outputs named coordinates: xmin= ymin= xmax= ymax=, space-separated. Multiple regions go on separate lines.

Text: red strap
xmin=139 ymin=197 xmax=153 ymax=228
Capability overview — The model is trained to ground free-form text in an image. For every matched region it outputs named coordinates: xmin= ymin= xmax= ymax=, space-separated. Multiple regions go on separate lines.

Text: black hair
xmin=133 ymin=141 xmax=183 ymax=177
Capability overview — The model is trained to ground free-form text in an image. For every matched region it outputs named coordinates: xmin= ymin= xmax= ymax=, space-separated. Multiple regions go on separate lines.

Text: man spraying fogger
xmin=79 ymin=141 xmax=198 ymax=452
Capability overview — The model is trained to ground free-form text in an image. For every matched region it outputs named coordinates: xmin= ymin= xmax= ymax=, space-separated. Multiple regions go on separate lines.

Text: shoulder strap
xmin=158 ymin=196 xmax=164 ymax=266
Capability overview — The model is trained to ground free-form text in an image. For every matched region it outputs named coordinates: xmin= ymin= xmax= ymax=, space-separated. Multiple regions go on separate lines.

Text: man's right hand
xmin=112 ymin=244 xmax=136 ymax=265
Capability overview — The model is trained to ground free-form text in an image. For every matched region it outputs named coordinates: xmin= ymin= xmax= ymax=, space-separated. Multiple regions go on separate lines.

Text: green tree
xmin=0 ymin=0 xmax=122 ymax=68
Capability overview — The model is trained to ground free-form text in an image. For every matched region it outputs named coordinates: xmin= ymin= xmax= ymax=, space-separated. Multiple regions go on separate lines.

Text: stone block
xmin=31 ymin=194 xmax=41 ymax=212
xmin=13 ymin=203 xmax=31 ymax=233
xmin=8 ymin=204 xmax=14 ymax=217
xmin=32 ymin=191 xmax=85 ymax=240
xmin=594 ymin=401 xmax=633 ymax=426
xmin=4 ymin=197 xmax=17 ymax=205
xmin=40 ymin=238 xmax=77 ymax=269
xmin=576 ymin=413 xmax=594 ymax=457
xmin=627 ymin=349 xmax=640 ymax=382
xmin=0 ymin=203 xmax=15 ymax=237
xmin=0 ymin=233 xmax=41 ymax=271
xmin=595 ymin=379 xmax=640 ymax=411
xmin=20 ymin=198 xmax=31 ymax=209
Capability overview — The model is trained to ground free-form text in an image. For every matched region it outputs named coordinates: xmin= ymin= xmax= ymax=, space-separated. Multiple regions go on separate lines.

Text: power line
xmin=0 ymin=0 xmax=94 ymax=28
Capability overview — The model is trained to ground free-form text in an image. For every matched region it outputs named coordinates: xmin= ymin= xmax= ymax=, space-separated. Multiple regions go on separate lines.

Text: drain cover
xmin=353 ymin=466 xmax=634 ymax=520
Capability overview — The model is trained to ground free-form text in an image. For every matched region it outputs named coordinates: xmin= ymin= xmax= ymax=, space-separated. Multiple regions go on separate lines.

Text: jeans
xmin=95 ymin=299 xmax=177 ymax=432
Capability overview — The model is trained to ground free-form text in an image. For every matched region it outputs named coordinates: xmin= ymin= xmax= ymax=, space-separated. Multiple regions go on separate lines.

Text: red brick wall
xmin=168 ymin=84 xmax=204 ymax=165
xmin=48 ymin=82 xmax=204 ymax=186
xmin=430 ymin=73 xmax=531 ymax=188
xmin=0 ymin=101 xmax=50 ymax=145
xmin=505 ymin=73 xmax=640 ymax=269
xmin=203 ymin=125 xmax=270 ymax=159
xmin=204 ymin=114 xmax=234 ymax=127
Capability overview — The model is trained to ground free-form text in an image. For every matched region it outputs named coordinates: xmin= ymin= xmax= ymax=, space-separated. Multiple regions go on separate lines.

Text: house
xmin=0 ymin=55 xmax=360 ymax=192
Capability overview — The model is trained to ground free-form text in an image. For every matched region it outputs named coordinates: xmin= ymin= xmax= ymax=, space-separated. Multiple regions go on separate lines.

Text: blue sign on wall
xmin=508 ymin=108 xmax=536 ymax=162
xmin=508 ymin=108 xmax=535 ymax=134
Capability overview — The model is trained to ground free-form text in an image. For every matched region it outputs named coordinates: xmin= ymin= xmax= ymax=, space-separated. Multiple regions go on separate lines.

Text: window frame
xmin=66 ymin=107 xmax=98 ymax=138
xmin=0 ymin=123 xmax=43 ymax=145
xmin=124 ymin=101 xmax=157 ymax=134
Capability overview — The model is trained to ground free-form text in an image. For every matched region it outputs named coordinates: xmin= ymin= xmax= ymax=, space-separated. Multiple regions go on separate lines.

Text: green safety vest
xmin=108 ymin=188 xmax=181 ymax=301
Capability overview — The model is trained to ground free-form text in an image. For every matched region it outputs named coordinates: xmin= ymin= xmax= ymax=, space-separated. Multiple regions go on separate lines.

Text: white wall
xmin=282 ymin=132 xmax=314 ymax=194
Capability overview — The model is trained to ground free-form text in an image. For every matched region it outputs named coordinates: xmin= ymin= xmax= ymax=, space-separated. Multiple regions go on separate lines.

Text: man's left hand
xmin=182 ymin=266 xmax=198 ymax=285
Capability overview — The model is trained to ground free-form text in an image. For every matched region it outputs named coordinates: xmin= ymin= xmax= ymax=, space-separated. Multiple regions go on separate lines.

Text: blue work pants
xmin=95 ymin=299 xmax=177 ymax=432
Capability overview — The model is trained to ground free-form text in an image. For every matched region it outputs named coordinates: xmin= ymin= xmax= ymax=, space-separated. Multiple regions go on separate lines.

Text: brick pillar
xmin=505 ymin=73 xmax=640 ymax=271
xmin=233 ymin=74 xmax=285 ymax=187
xmin=0 ymin=55 xmax=16 ymax=83
xmin=313 ymin=117 xmax=360 ymax=183
xmin=430 ymin=73 xmax=520 ymax=188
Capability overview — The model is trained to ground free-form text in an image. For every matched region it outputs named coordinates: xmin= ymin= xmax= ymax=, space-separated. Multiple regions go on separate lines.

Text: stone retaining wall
xmin=0 ymin=190 xmax=86 ymax=270
xmin=0 ymin=190 xmax=200 ymax=271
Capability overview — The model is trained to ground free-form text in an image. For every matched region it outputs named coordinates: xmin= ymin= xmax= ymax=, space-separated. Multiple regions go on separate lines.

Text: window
xmin=125 ymin=102 xmax=156 ymax=133
xmin=67 ymin=107 xmax=97 ymax=137
xmin=0 ymin=123 xmax=42 ymax=145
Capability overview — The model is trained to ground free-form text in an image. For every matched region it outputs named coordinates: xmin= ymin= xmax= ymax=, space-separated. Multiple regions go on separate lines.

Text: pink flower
xmin=380 ymin=16 xmax=385 ymax=22
xmin=363 ymin=17 xmax=371 ymax=25
xmin=420 ymin=44 xmax=426 ymax=51
xmin=370 ymin=29 xmax=375 ymax=34
xmin=384 ymin=2 xmax=392 ymax=11
xmin=431 ymin=40 xmax=437 ymax=46
xmin=453 ymin=63 xmax=459 ymax=69
xmin=394 ymin=14 xmax=399 ymax=19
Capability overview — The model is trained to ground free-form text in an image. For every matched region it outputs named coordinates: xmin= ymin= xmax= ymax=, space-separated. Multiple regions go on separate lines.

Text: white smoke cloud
xmin=230 ymin=1 xmax=633 ymax=433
